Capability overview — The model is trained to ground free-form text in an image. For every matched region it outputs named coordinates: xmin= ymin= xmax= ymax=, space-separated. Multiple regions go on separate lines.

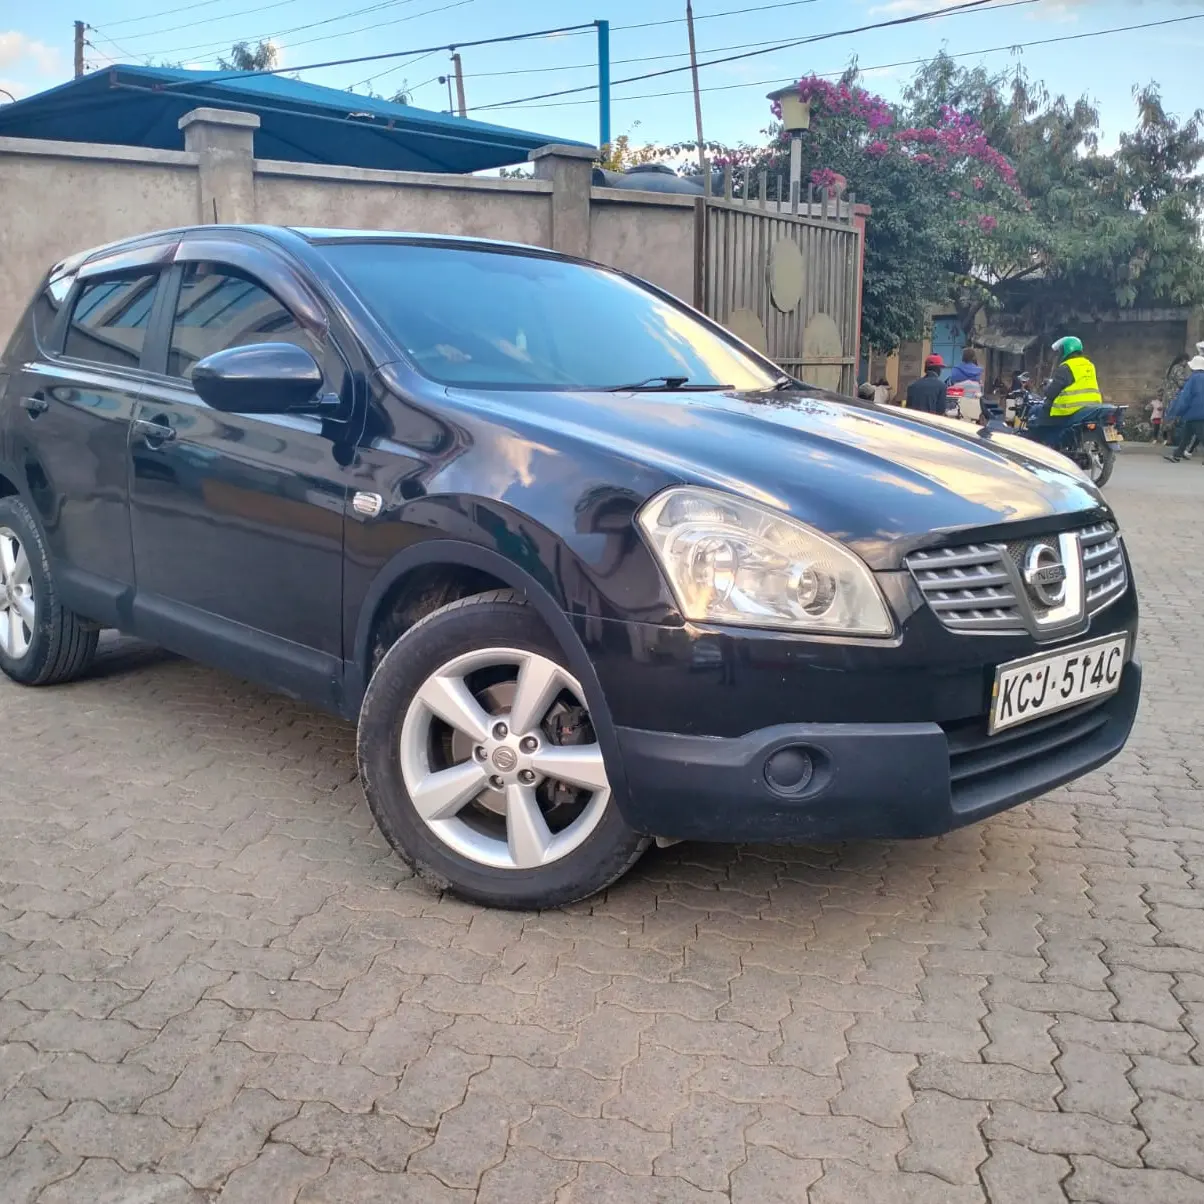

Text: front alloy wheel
xmin=357 ymin=589 xmax=649 ymax=908
xmin=399 ymin=647 xmax=611 ymax=871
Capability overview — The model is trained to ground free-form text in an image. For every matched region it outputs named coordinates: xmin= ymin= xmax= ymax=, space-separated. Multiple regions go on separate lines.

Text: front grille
xmin=905 ymin=543 xmax=1023 ymax=634
xmin=943 ymin=698 xmax=1112 ymax=815
xmin=1079 ymin=522 xmax=1127 ymax=612
xmin=906 ymin=522 xmax=1126 ymax=636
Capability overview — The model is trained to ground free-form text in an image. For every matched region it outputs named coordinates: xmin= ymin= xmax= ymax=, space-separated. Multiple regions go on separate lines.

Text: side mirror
xmin=192 ymin=343 xmax=325 ymax=414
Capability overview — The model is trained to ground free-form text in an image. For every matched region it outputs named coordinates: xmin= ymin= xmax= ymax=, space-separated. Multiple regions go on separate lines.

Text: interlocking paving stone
xmin=2 ymin=455 xmax=1203 ymax=1201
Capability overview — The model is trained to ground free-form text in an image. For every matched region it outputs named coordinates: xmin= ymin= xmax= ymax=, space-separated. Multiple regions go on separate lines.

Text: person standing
xmin=1164 ymin=354 xmax=1204 ymax=462
xmin=1149 ymin=395 xmax=1165 ymax=443
xmin=906 ymin=354 xmax=948 ymax=414
xmin=1162 ymin=353 xmax=1193 ymax=455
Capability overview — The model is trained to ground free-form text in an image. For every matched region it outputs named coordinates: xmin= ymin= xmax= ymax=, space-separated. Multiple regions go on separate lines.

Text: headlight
xmin=637 ymin=487 xmax=893 ymax=636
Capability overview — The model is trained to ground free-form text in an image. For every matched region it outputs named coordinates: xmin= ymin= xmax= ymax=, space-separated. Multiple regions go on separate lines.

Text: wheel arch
xmin=344 ymin=539 xmax=635 ymax=821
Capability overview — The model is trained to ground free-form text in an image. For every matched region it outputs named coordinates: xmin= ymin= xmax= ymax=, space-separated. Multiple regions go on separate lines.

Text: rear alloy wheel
xmin=0 ymin=526 xmax=35 ymax=660
xmin=0 ymin=497 xmax=98 ymax=686
xmin=357 ymin=590 xmax=649 ymax=908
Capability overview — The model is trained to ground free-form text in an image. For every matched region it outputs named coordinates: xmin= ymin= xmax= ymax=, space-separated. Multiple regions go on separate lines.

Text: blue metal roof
xmin=0 ymin=65 xmax=590 ymax=174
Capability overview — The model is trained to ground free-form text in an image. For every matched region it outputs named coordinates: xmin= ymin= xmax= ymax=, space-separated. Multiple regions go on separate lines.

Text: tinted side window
xmin=167 ymin=263 xmax=321 ymax=381
xmin=63 ymin=273 xmax=160 ymax=369
xmin=32 ymin=273 xmax=76 ymax=352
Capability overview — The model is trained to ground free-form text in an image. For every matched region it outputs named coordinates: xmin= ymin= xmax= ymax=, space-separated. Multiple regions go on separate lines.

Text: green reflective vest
xmin=1050 ymin=355 xmax=1103 ymax=416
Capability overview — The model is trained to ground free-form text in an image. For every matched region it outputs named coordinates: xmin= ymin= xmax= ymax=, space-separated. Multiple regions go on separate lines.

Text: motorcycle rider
xmin=905 ymin=354 xmax=948 ymax=415
xmin=1031 ymin=336 xmax=1102 ymax=432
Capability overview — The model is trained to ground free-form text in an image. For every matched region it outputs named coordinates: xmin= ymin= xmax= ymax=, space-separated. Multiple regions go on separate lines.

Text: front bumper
xmin=573 ymin=582 xmax=1140 ymax=842
xmin=612 ymin=660 xmax=1139 ymax=841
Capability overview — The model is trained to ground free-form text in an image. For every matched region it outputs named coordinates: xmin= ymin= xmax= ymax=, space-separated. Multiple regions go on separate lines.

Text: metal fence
xmin=696 ymin=170 xmax=863 ymax=395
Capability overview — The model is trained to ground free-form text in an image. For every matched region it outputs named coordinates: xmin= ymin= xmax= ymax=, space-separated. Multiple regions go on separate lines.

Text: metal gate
xmin=696 ymin=189 xmax=863 ymax=395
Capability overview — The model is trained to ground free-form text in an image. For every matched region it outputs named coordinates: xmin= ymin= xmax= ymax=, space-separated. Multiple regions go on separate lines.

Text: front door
xmin=10 ymin=268 xmax=162 ymax=624
xmin=128 ymin=256 xmax=357 ymax=709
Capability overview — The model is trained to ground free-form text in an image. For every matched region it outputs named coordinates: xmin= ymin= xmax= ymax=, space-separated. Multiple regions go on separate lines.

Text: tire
xmin=1082 ymin=433 xmax=1116 ymax=488
xmin=0 ymin=496 xmax=99 ymax=687
xmin=357 ymin=589 xmax=649 ymax=909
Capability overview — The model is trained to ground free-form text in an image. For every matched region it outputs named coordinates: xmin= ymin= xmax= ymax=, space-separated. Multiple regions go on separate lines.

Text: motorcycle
xmin=951 ymin=374 xmax=1124 ymax=487
xmin=1000 ymin=386 xmax=1125 ymax=487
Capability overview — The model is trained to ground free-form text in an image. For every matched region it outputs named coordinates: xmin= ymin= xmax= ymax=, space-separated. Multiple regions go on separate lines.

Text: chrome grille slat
xmin=907 ymin=521 xmax=1127 ymax=636
xmin=907 ymin=544 xmax=1024 ymax=633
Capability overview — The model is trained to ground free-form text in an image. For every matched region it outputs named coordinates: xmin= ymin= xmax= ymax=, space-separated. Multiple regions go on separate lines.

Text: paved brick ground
xmin=2 ymin=453 xmax=1204 ymax=1203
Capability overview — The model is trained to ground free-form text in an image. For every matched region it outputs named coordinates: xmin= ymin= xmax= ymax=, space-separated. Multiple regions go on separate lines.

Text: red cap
xmin=925 ymin=354 xmax=945 ymax=370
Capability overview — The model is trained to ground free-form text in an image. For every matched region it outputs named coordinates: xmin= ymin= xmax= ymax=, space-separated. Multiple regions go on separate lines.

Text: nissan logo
xmin=491 ymin=747 xmax=518 ymax=773
xmin=1023 ymin=542 xmax=1068 ymax=608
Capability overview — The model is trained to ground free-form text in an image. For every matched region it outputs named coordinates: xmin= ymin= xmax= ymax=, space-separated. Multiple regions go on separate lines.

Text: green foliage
xmin=651 ymin=58 xmax=1204 ymax=350
xmin=217 ymin=41 xmax=278 ymax=72
xmin=357 ymin=81 xmax=413 ymax=106
xmin=903 ymin=57 xmax=1204 ymax=328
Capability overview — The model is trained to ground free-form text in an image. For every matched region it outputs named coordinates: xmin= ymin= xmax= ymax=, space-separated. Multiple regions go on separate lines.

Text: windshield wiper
xmin=771 ymin=374 xmax=797 ymax=390
xmin=606 ymin=375 xmax=693 ymax=391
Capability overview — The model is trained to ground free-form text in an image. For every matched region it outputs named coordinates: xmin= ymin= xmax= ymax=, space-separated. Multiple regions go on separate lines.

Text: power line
xmin=99 ymin=0 xmax=468 ymax=63
xmin=102 ymin=0 xmax=293 ymax=28
xmin=349 ymin=47 xmax=440 ymax=91
xmin=86 ymin=27 xmax=145 ymax=62
xmin=106 ymin=0 xmax=422 ymax=45
xmin=613 ymin=0 xmax=819 ymax=32
xmin=145 ymin=21 xmax=600 ymax=89
xmin=472 ymin=0 xmax=1033 ymax=112
xmin=418 ymin=33 xmax=822 ymax=83
xmin=493 ymin=10 xmax=1204 ymax=112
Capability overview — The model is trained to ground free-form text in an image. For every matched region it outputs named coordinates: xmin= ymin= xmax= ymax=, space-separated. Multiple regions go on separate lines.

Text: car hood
xmin=453 ymin=385 xmax=1108 ymax=570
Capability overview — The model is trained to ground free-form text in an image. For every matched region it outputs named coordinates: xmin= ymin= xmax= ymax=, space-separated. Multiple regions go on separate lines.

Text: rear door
xmin=6 ymin=242 xmax=173 ymax=626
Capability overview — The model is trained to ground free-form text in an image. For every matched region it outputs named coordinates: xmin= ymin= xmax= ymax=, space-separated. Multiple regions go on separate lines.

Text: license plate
xmin=989 ymin=633 xmax=1128 ymax=734
xmin=1104 ymin=427 xmax=1122 ymax=443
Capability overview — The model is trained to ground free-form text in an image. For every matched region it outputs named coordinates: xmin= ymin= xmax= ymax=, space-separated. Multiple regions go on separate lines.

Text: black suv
xmin=0 ymin=226 xmax=1140 ymax=907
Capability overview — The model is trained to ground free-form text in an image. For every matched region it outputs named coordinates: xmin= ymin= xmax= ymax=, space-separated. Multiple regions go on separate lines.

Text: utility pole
xmin=685 ymin=2 xmax=708 ymax=194
xmin=73 ymin=20 xmax=85 ymax=79
xmin=596 ymin=20 xmax=610 ymax=155
xmin=451 ymin=51 xmax=467 ymax=117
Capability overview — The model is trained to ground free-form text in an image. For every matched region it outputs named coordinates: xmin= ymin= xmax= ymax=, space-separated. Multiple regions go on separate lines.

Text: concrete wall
xmin=1077 ymin=316 xmax=1189 ymax=406
xmin=254 ymin=161 xmax=554 ymax=247
xmin=0 ymin=136 xmax=198 ymax=350
xmin=589 ymin=189 xmax=697 ymax=304
xmin=0 ymin=110 xmax=704 ymax=349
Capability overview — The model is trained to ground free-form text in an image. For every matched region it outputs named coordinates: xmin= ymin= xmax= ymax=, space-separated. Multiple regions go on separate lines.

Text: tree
xmin=746 ymin=70 xmax=1021 ymax=350
xmin=218 ymin=41 xmax=278 ymax=72
xmin=902 ymin=57 xmax=1204 ymax=328
xmin=358 ymin=81 xmax=413 ymax=106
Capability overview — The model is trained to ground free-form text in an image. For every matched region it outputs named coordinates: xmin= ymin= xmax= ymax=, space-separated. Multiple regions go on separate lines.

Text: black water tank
xmin=592 ymin=163 xmax=706 ymax=195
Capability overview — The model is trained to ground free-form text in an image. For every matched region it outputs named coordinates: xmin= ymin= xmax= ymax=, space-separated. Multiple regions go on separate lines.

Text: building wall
xmin=253 ymin=161 xmax=554 ymax=247
xmin=0 ymin=117 xmax=858 ymax=371
xmin=588 ymin=191 xmax=697 ymax=303
xmin=0 ymin=124 xmax=701 ymax=350
xmin=1076 ymin=318 xmax=1187 ymax=406
xmin=0 ymin=137 xmax=199 ymax=351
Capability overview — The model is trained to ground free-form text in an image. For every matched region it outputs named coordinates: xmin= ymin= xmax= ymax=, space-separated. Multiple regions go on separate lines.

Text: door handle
xmin=133 ymin=418 xmax=177 ymax=444
xmin=20 ymin=394 xmax=48 ymax=417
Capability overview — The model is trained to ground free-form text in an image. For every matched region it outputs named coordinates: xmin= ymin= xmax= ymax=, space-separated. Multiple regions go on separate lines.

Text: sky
xmin=3 ymin=0 xmax=1204 ymax=154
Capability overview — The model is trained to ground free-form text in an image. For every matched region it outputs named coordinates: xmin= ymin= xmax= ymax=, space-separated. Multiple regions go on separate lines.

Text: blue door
xmin=930 ymin=317 xmax=965 ymax=380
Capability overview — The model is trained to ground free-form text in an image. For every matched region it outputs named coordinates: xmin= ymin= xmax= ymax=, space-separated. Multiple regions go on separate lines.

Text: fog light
xmin=764 ymin=746 xmax=814 ymax=795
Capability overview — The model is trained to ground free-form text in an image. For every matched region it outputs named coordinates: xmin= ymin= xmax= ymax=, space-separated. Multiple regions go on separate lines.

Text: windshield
xmin=320 ymin=242 xmax=777 ymax=392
